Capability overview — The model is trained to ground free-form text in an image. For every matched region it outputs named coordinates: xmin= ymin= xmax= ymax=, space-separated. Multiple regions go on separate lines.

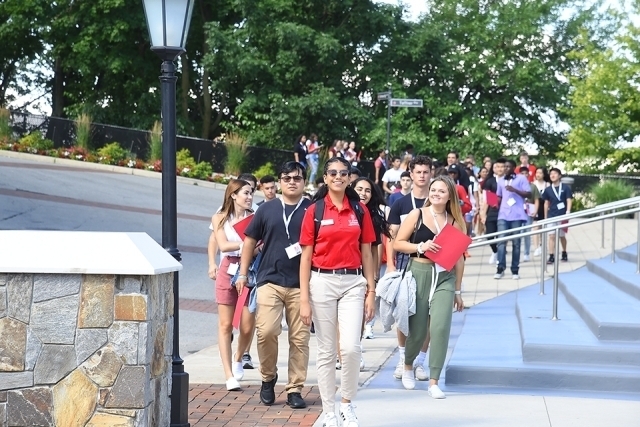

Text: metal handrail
xmin=476 ymin=195 xmax=640 ymax=243
xmin=469 ymin=197 xmax=640 ymax=321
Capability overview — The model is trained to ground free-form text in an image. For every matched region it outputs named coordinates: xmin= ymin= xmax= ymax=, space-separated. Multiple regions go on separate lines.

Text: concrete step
xmin=616 ymin=244 xmax=638 ymax=264
xmin=586 ymin=256 xmax=640 ymax=301
xmin=445 ymin=284 xmax=640 ymax=395
xmin=558 ymin=270 xmax=640 ymax=341
xmin=517 ymin=284 xmax=640 ymax=366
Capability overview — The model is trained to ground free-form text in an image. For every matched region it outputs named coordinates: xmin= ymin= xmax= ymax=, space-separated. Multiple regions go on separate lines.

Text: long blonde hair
xmin=424 ymin=175 xmax=466 ymax=234
xmin=217 ymin=179 xmax=253 ymax=229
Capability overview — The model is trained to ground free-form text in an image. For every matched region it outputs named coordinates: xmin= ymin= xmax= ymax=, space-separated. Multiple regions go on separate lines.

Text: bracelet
xmin=365 ymin=290 xmax=376 ymax=297
xmin=416 ymin=242 xmax=425 ymax=255
xmin=454 ymin=290 xmax=461 ymax=295
xmin=237 ymin=274 xmax=248 ymax=280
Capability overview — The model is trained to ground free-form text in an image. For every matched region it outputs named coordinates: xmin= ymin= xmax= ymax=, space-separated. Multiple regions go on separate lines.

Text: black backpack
xmin=313 ymin=197 xmax=365 ymax=240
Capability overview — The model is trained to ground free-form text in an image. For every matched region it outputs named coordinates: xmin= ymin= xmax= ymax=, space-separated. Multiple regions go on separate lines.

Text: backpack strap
xmin=313 ymin=198 xmax=326 ymax=242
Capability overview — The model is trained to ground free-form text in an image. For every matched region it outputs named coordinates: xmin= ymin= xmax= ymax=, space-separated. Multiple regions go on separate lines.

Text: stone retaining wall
xmin=0 ymin=272 xmax=174 ymax=427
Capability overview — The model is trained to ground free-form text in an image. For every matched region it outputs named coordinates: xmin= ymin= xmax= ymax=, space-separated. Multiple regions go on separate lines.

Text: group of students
xmin=209 ymin=155 xmax=469 ymax=427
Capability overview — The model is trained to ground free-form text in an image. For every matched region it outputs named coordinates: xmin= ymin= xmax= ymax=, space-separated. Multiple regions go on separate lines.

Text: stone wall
xmin=0 ymin=272 xmax=174 ymax=427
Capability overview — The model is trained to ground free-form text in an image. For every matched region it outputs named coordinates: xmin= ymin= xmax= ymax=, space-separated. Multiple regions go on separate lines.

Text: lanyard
xmin=551 ymin=183 xmax=563 ymax=201
xmin=282 ymin=198 xmax=304 ymax=242
xmin=429 ymin=206 xmax=447 ymax=235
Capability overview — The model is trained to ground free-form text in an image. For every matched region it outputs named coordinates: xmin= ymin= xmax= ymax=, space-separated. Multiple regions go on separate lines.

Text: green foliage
xmin=74 ymin=113 xmax=92 ymax=150
xmin=223 ymin=133 xmax=247 ymax=176
xmin=18 ymin=131 xmax=53 ymax=152
xmin=148 ymin=121 xmax=162 ymax=162
xmin=253 ymin=162 xmax=276 ymax=180
xmin=177 ymin=148 xmax=197 ymax=175
xmin=588 ymin=179 xmax=637 ymax=206
xmin=0 ymin=108 xmax=11 ymax=140
xmin=190 ymin=161 xmax=213 ymax=180
xmin=97 ymin=142 xmax=129 ymax=164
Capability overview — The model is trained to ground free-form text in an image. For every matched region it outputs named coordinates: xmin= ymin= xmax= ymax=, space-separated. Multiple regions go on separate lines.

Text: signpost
xmin=377 ymin=92 xmax=424 ymax=154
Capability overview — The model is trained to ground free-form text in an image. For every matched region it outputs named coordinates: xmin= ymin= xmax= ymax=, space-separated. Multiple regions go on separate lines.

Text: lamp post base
xmin=171 ymin=365 xmax=190 ymax=427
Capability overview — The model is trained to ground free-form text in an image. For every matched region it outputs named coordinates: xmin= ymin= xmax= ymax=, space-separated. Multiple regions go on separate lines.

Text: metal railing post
xmin=611 ymin=216 xmax=617 ymax=263
xmin=601 ymin=213 xmax=605 ymax=248
xmin=552 ymin=230 xmax=561 ymax=320
xmin=636 ymin=203 xmax=640 ymax=274
xmin=539 ymin=228 xmax=547 ymax=295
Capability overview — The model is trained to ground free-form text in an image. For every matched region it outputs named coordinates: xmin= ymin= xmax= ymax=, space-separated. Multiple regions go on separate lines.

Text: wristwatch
xmin=417 ymin=242 xmax=425 ymax=255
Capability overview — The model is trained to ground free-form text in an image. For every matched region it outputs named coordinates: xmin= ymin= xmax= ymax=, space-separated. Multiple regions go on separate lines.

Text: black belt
xmin=311 ymin=267 xmax=363 ymax=275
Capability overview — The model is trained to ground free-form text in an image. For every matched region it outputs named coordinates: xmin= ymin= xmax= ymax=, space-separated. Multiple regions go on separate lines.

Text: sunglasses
xmin=280 ymin=176 xmax=304 ymax=183
xmin=326 ymin=169 xmax=349 ymax=178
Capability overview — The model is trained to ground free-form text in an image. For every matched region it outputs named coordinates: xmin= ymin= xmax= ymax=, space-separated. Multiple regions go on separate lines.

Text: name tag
xmin=285 ymin=243 xmax=302 ymax=259
xmin=227 ymin=262 xmax=239 ymax=275
xmin=507 ymin=198 xmax=516 ymax=207
xmin=320 ymin=219 xmax=334 ymax=226
xmin=556 ymin=202 xmax=565 ymax=210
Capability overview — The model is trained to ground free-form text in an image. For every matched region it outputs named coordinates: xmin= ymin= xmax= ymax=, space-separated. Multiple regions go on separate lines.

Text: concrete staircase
xmin=445 ymin=244 xmax=640 ymax=396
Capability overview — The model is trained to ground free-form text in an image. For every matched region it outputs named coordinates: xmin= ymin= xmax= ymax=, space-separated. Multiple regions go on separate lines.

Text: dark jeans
xmin=497 ymin=219 xmax=525 ymax=274
xmin=485 ymin=218 xmax=498 ymax=254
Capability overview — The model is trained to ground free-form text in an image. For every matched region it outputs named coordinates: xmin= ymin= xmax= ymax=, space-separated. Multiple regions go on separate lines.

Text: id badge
xmin=227 ymin=262 xmax=239 ymax=275
xmin=507 ymin=197 xmax=516 ymax=207
xmin=556 ymin=202 xmax=565 ymax=210
xmin=320 ymin=219 xmax=334 ymax=226
xmin=435 ymin=263 xmax=447 ymax=273
xmin=285 ymin=242 xmax=302 ymax=259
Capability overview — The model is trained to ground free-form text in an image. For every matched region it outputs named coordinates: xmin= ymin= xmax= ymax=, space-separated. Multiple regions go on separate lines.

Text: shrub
xmin=588 ymin=179 xmax=636 ymax=207
xmin=97 ymin=142 xmax=129 ymax=164
xmin=190 ymin=161 xmax=214 ymax=180
xmin=223 ymin=132 xmax=247 ymax=176
xmin=148 ymin=121 xmax=162 ymax=162
xmin=0 ymin=108 xmax=11 ymax=141
xmin=177 ymin=148 xmax=197 ymax=176
xmin=253 ymin=162 xmax=276 ymax=180
xmin=19 ymin=131 xmax=54 ymax=153
xmin=75 ymin=113 xmax=92 ymax=150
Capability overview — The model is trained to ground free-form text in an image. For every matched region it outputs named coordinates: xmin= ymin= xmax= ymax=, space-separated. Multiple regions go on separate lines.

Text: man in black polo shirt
xmin=236 ymin=161 xmax=311 ymax=409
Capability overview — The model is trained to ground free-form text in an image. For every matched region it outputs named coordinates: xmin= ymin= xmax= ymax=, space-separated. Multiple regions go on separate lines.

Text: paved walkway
xmin=185 ymin=217 xmax=640 ymax=426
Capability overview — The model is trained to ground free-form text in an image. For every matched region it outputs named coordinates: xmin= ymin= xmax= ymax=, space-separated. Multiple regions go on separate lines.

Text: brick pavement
xmin=188 ymin=384 xmax=322 ymax=427
xmin=180 ymin=298 xmax=218 ymax=314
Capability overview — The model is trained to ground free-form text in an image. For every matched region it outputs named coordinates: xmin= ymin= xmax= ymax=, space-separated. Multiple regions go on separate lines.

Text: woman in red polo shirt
xmin=299 ymin=157 xmax=377 ymax=427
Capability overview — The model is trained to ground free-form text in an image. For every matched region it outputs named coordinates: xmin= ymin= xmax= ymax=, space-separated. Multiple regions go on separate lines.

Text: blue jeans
xmin=307 ymin=156 xmax=319 ymax=184
xmin=497 ymin=219 xmax=525 ymax=274
xmin=523 ymin=216 xmax=534 ymax=256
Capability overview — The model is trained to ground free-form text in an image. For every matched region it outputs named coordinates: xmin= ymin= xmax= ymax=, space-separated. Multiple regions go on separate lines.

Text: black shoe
xmin=286 ymin=392 xmax=307 ymax=409
xmin=561 ymin=251 xmax=568 ymax=262
xmin=547 ymin=254 xmax=555 ymax=265
xmin=260 ymin=374 xmax=277 ymax=405
xmin=242 ymin=352 xmax=254 ymax=369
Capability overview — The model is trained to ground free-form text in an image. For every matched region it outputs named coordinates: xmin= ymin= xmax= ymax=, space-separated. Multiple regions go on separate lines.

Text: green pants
xmin=405 ymin=259 xmax=456 ymax=380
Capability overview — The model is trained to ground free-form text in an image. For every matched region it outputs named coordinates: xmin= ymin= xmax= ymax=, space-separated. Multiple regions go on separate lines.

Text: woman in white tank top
xmin=211 ymin=179 xmax=255 ymax=391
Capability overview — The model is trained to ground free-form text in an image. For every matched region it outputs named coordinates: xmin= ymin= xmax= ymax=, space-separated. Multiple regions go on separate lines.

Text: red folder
xmin=232 ymin=287 xmax=249 ymax=329
xmin=485 ymin=191 xmax=499 ymax=208
xmin=232 ymin=214 xmax=254 ymax=241
xmin=425 ymin=224 xmax=473 ymax=271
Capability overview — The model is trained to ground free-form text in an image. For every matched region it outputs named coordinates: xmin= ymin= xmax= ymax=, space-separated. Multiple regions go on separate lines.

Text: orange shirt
xmin=300 ymin=194 xmax=376 ymax=269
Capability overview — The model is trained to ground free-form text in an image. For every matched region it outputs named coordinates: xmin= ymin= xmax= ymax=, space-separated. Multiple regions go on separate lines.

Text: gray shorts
xmin=546 ymin=221 xmax=566 ymax=237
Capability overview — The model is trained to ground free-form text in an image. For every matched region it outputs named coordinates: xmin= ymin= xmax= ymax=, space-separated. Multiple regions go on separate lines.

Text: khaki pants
xmin=255 ymin=284 xmax=310 ymax=393
xmin=310 ymin=271 xmax=366 ymax=414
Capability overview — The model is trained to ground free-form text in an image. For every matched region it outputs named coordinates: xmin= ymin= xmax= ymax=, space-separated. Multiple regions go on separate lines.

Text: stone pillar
xmin=0 ymin=231 xmax=182 ymax=427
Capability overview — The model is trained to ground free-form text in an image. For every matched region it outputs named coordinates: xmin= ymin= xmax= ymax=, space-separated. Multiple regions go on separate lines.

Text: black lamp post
xmin=142 ymin=1 xmax=194 ymax=426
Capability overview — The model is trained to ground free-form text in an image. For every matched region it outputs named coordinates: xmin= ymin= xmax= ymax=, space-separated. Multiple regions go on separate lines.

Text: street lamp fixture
xmin=142 ymin=1 xmax=194 ymax=426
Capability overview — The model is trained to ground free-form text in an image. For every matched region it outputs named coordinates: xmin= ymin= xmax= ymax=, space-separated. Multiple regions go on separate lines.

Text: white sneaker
xmin=359 ymin=356 xmax=365 ymax=371
xmin=428 ymin=384 xmax=446 ymax=399
xmin=523 ymin=255 xmax=530 ymax=262
xmin=494 ymin=271 xmax=504 ymax=280
xmin=534 ymin=247 xmax=542 ymax=257
xmin=232 ymin=361 xmax=244 ymax=381
xmin=335 ymin=358 xmax=341 ymax=370
xmin=323 ymin=412 xmax=338 ymax=427
xmin=401 ymin=369 xmax=416 ymax=390
xmin=393 ymin=354 xmax=404 ymax=379
xmin=512 ymin=274 xmax=520 ymax=280
xmin=488 ymin=253 xmax=497 ymax=265
xmin=414 ymin=364 xmax=428 ymax=381
xmin=363 ymin=325 xmax=374 ymax=339
xmin=340 ymin=403 xmax=359 ymax=427
xmin=225 ymin=377 xmax=241 ymax=391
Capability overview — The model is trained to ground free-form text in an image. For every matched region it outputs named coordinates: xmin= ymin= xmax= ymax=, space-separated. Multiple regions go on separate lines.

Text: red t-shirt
xmin=516 ymin=164 xmax=536 ymax=183
xmin=300 ymin=195 xmax=377 ymax=269
xmin=456 ymin=185 xmax=472 ymax=215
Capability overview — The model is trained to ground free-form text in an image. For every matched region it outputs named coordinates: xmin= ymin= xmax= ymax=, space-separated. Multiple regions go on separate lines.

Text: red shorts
xmin=215 ymin=256 xmax=249 ymax=307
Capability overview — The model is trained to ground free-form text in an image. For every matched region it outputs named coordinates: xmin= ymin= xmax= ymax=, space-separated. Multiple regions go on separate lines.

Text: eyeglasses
xmin=280 ymin=176 xmax=304 ymax=183
xmin=326 ymin=169 xmax=349 ymax=178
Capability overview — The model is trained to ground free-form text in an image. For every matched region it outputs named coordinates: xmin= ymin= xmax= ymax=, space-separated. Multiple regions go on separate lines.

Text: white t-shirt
xmin=381 ymin=168 xmax=404 ymax=188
